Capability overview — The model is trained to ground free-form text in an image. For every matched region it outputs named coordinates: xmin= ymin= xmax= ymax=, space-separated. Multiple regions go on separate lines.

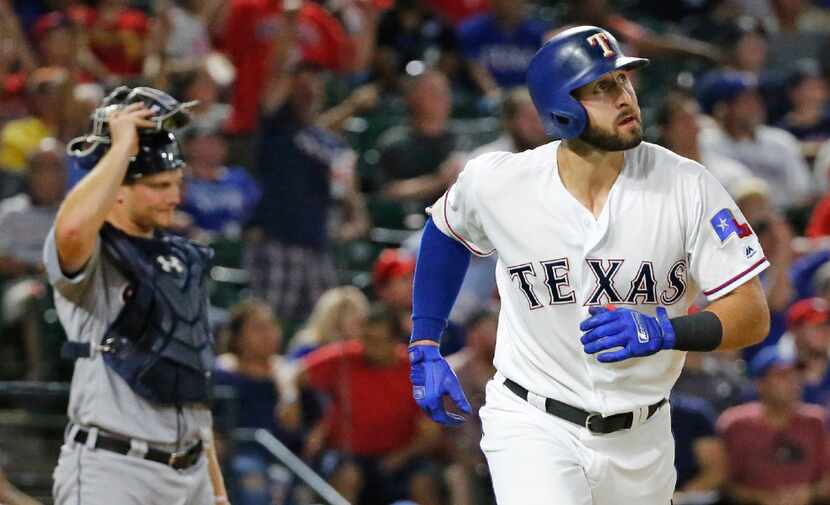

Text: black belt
xmin=503 ymin=378 xmax=666 ymax=435
xmin=73 ymin=428 xmax=203 ymax=470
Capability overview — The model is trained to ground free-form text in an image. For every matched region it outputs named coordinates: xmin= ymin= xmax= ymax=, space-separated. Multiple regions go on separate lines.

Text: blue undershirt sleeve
xmin=410 ymin=217 xmax=472 ymax=344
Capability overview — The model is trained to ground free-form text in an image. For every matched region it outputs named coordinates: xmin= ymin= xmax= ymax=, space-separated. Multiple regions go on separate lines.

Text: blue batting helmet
xmin=527 ymin=26 xmax=649 ymax=139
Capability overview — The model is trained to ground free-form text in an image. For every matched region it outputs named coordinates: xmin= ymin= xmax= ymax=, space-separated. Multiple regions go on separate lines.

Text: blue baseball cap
xmin=748 ymin=345 xmax=796 ymax=379
xmin=696 ymin=71 xmax=758 ymax=115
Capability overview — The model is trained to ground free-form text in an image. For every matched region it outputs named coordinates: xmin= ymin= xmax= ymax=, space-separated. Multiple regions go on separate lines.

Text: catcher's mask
xmin=66 ymin=86 xmax=197 ymax=182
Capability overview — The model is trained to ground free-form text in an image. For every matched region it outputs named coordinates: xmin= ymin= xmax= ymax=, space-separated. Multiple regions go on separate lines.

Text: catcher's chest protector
xmin=99 ymin=223 xmax=215 ymax=405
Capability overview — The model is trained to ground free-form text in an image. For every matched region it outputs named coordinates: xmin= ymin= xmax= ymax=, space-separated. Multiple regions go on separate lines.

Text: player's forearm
xmin=410 ymin=218 xmax=471 ymax=344
xmin=55 ymin=142 xmax=132 ymax=270
xmin=703 ymin=278 xmax=770 ymax=350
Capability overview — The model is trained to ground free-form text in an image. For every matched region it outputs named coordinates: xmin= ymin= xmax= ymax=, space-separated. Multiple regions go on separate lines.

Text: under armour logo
xmin=587 ymin=33 xmax=616 ymax=58
xmin=156 ymin=255 xmax=185 ymax=274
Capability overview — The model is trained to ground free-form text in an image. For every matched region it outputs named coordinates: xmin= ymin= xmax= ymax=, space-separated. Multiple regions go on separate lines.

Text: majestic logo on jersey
xmin=587 ymin=33 xmax=616 ymax=58
xmin=507 ymin=258 xmax=687 ymax=309
xmin=710 ymin=208 xmax=753 ymax=244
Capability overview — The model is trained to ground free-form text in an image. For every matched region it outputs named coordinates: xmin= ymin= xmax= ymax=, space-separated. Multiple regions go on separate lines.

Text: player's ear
xmin=115 ymin=185 xmax=128 ymax=204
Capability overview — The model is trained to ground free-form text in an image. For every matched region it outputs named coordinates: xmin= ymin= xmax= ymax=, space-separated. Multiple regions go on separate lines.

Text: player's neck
xmin=107 ymin=211 xmax=154 ymax=239
xmin=557 ymin=141 xmax=625 ymax=213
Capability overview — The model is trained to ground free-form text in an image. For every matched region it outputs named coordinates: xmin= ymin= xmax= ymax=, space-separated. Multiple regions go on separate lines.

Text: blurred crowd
xmin=2 ymin=0 xmax=830 ymax=504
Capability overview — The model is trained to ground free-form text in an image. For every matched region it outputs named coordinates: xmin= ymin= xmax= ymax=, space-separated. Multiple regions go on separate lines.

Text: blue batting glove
xmin=578 ymin=306 xmax=676 ymax=363
xmin=409 ymin=344 xmax=472 ymax=426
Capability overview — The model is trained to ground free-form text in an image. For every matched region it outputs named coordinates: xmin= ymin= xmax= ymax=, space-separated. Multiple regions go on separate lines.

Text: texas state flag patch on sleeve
xmin=710 ymin=208 xmax=753 ymax=243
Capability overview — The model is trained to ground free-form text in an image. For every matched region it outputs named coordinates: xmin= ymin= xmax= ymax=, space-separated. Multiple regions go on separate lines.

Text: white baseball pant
xmin=480 ymin=373 xmax=676 ymax=505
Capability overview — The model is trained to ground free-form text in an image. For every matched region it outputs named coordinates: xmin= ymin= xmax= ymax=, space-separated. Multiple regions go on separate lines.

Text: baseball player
xmin=408 ymin=26 xmax=771 ymax=505
xmin=47 ymin=87 xmax=229 ymax=504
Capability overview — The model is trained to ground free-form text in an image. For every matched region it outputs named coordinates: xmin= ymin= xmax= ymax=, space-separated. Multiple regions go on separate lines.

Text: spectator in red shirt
xmin=220 ymin=0 xmax=354 ymax=136
xmin=71 ymin=0 xmax=150 ymax=78
xmin=424 ymin=0 xmax=489 ymax=26
xmin=717 ymin=346 xmax=830 ymax=505
xmin=31 ymin=11 xmax=110 ymax=84
xmin=286 ymin=305 xmax=443 ymax=505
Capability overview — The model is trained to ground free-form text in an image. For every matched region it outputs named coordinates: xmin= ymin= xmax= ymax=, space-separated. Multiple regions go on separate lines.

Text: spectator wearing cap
xmin=373 ymin=248 xmax=416 ymax=334
xmin=372 ymin=247 xmax=466 ymax=354
xmin=245 ymin=55 xmax=369 ymax=324
xmin=0 ymin=67 xmax=68 ymax=172
xmin=30 ymin=11 xmax=109 ymax=84
xmin=69 ymin=0 xmax=150 ymax=79
xmin=179 ymin=124 xmax=261 ymax=239
xmin=697 ymin=70 xmax=815 ymax=211
xmin=778 ymin=298 xmax=830 ymax=406
xmin=718 ymin=346 xmax=830 ymax=505
xmin=776 ymin=59 xmax=830 ymax=157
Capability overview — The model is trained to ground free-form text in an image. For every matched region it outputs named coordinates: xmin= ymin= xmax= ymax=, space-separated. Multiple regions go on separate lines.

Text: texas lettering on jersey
xmin=507 ymin=258 xmax=687 ymax=310
xmin=429 ymin=141 xmax=770 ymax=413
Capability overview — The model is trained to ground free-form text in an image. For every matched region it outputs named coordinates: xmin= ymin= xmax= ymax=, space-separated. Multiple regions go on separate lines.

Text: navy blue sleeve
xmin=410 ymin=217 xmax=472 ymax=344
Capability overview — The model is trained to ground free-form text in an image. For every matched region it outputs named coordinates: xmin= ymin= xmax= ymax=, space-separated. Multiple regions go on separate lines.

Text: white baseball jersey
xmin=430 ymin=140 xmax=768 ymax=415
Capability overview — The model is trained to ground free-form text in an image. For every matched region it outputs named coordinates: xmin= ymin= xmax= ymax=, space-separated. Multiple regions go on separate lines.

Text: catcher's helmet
xmin=526 ymin=26 xmax=649 ymax=139
xmin=67 ymin=86 xmax=196 ymax=182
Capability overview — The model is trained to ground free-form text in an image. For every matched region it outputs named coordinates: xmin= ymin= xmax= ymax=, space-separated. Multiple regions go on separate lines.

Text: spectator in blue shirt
xmin=179 ymin=124 xmax=261 ymax=239
xmin=670 ymin=394 xmax=727 ymax=505
xmin=246 ymin=61 xmax=369 ymax=323
xmin=456 ymin=0 xmax=548 ymax=98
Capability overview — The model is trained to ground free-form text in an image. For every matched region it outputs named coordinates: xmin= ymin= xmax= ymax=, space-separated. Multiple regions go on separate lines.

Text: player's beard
xmin=579 ymin=117 xmax=643 ymax=151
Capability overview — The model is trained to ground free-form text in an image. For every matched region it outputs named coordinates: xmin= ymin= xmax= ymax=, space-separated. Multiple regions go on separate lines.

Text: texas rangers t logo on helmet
xmin=587 ymin=32 xmax=616 ymax=57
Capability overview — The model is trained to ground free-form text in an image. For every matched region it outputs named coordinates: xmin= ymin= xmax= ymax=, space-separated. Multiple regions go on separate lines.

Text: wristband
xmin=669 ymin=311 xmax=723 ymax=352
